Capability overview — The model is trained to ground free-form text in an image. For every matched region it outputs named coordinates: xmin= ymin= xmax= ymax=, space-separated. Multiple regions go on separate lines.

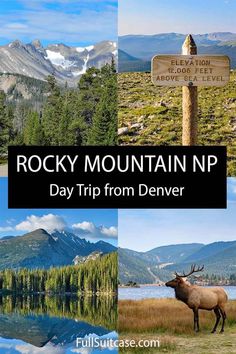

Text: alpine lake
xmin=0 ymin=295 xmax=117 ymax=354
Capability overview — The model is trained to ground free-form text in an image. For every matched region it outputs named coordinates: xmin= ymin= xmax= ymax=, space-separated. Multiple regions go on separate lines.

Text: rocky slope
xmin=0 ymin=73 xmax=48 ymax=100
xmin=119 ymin=240 xmax=236 ymax=284
xmin=0 ymin=39 xmax=117 ymax=86
xmin=0 ymin=228 xmax=116 ymax=269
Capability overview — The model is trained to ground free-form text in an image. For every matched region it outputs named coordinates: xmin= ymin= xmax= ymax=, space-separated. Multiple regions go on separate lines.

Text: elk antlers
xmin=175 ymin=264 xmax=204 ymax=278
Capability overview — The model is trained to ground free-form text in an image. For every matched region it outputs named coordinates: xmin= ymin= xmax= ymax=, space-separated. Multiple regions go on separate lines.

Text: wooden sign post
xmin=151 ymin=34 xmax=230 ymax=146
xmin=182 ymin=35 xmax=198 ymax=145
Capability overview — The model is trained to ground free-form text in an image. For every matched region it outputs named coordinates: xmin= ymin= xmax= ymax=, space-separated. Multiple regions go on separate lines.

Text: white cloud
xmin=4 ymin=23 xmax=28 ymax=29
xmin=72 ymin=221 xmax=117 ymax=239
xmin=72 ymin=221 xmax=96 ymax=233
xmin=0 ymin=226 xmax=14 ymax=232
xmin=101 ymin=226 xmax=118 ymax=237
xmin=15 ymin=343 xmax=65 ymax=354
xmin=71 ymin=348 xmax=93 ymax=354
xmin=0 ymin=0 xmax=117 ymax=44
xmin=6 ymin=218 xmax=15 ymax=225
xmin=15 ymin=214 xmax=67 ymax=233
xmin=0 ymin=214 xmax=117 ymax=240
xmin=0 ymin=341 xmax=65 ymax=354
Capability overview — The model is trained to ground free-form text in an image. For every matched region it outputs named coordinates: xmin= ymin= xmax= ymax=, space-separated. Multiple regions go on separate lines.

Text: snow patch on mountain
xmin=73 ymin=54 xmax=90 ymax=77
xmin=45 ymin=50 xmax=76 ymax=69
xmin=52 ymin=235 xmax=58 ymax=241
xmin=0 ymin=39 xmax=117 ymax=87
xmin=76 ymin=45 xmax=94 ymax=54
xmin=86 ymin=45 xmax=94 ymax=52
xmin=76 ymin=47 xmax=85 ymax=53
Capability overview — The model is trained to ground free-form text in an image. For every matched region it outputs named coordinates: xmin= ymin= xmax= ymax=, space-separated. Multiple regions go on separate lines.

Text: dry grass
xmin=119 ymin=298 xmax=236 ymax=335
xmin=119 ymin=332 xmax=236 ymax=354
xmin=119 ymin=334 xmax=177 ymax=353
xmin=118 ymin=299 xmax=236 ymax=353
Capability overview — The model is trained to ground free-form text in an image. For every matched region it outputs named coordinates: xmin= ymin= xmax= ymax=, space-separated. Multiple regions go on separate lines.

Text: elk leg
xmin=219 ymin=308 xmax=226 ymax=333
xmin=197 ymin=310 xmax=200 ymax=332
xmin=193 ymin=308 xmax=199 ymax=332
xmin=211 ymin=307 xmax=221 ymax=333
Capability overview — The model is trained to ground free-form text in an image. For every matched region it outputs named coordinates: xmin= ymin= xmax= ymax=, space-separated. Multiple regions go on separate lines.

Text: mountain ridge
xmin=0 ymin=39 xmax=117 ymax=86
xmin=119 ymin=240 xmax=236 ymax=283
xmin=0 ymin=228 xmax=116 ymax=270
xmin=118 ymin=32 xmax=236 ymax=71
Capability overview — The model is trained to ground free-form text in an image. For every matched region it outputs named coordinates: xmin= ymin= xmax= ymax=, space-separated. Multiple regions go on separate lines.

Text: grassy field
xmin=119 ymin=298 xmax=236 ymax=353
xmin=118 ymin=71 xmax=236 ymax=176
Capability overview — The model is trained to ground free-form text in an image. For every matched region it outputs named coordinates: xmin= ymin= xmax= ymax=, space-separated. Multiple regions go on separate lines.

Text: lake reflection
xmin=0 ymin=295 xmax=117 ymax=353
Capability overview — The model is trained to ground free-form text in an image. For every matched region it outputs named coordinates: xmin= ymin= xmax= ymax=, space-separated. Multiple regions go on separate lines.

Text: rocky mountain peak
xmin=0 ymin=228 xmax=116 ymax=270
xmin=9 ymin=40 xmax=25 ymax=49
xmin=0 ymin=39 xmax=117 ymax=86
xmin=31 ymin=39 xmax=42 ymax=49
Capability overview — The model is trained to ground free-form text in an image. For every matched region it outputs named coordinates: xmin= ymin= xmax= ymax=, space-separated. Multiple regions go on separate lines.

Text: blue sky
xmin=119 ymin=0 xmax=236 ymax=35
xmin=0 ymin=178 xmax=117 ymax=245
xmin=119 ymin=178 xmax=236 ymax=251
xmin=0 ymin=0 xmax=117 ymax=46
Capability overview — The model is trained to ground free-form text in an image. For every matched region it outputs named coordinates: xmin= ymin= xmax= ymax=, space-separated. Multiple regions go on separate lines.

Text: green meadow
xmin=118 ymin=71 xmax=236 ymax=175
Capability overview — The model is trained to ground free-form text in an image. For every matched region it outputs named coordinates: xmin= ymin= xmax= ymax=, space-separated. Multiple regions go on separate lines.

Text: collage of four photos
xmin=0 ymin=1 xmax=236 ymax=353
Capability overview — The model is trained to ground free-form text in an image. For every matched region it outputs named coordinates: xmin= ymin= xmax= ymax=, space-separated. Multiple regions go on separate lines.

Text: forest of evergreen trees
xmin=199 ymin=273 xmax=236 ymax=286
xmin=0 ymin=294 xmax=117 ymax=330
xmin=0 ymin=60 xmax=117 ymax=156
xmin=0 ymin=252 xmax=117 ymax=295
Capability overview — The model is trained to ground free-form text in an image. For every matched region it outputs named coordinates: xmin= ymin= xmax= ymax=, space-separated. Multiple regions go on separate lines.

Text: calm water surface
xmin=119 ymin=285 xmax=236 ymax=300
xmin=0 ymin=295 xmax=117 ymax=354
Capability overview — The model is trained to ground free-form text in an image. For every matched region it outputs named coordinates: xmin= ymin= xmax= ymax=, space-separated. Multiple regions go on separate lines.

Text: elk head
xmin=165 ymin=264 xmax=204 ymax=289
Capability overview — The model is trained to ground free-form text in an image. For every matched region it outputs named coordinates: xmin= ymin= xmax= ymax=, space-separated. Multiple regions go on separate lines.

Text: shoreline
xmin=0 ymin=290 xmax=118 ymax=297
xmin=119 ymin=283 xmax=236 ymax=288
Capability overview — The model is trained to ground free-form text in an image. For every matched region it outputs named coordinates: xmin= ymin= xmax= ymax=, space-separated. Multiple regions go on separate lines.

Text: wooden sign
xmin=151 ymin=55 xmax=230 ymax=87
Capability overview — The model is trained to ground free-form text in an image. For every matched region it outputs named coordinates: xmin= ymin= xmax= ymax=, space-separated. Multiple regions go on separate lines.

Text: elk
xmin=165 ymin=265 xmax=228 ymax=333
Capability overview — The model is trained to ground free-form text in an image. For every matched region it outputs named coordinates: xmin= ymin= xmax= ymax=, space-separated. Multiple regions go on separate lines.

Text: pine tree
xmin=23 ymin=111 xmax=44 ymax=145
xmin=87 ymin=69 xmax=117 ymax=145
xmin=69 ymin=67 xmax=102 ymax=145
xmin=0 ymin=91 xmax=10 ymax=156
xmin=58 ymin=90 xmax=75 ymax=145
xmin=42 ymin=75 xmax=62 ymax=145
xmin=77 ymin=67 xmax=102 ymax=126
xmin=13 ymin=101 xmax=31 ymax=134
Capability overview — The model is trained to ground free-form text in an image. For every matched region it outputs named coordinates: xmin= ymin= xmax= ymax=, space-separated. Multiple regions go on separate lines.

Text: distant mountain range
xmin=0 ymin=39 xmax=117 ymax=86
xmin=118 ymin=49 xmax=151 ymax=72
xmin=119 ymin=240 xmax=236 ymax=284
xmin=0 ymin=228 xmax=116 ymax=270
xmin=118 ymin=32 xmax=236 ymax=72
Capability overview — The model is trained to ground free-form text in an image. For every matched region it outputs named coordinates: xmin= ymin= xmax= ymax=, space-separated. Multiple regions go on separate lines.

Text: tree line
xmin=0 ymin=294 xmax=117 ymax=330
xmin=194 ymin=273 xmax=236 ymax=286
xmin=0 ymin=60 xmax=117 ymax=156
xmin=0 ymin=252 xmax=117 ymax=295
